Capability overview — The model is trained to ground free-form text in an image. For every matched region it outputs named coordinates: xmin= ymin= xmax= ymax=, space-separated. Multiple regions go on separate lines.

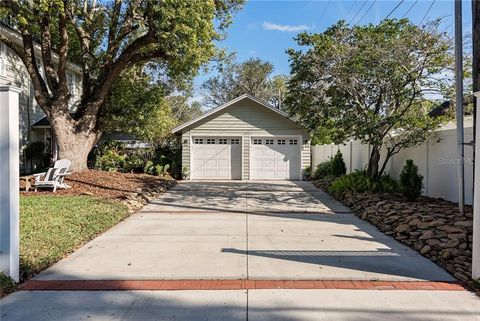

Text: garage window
xmin=253 ymin=139 xmax=262 ymax=145
xmin=277 ymin=139 xmax=286 ymax=145
xmin=194 ymin=138 xmax=204 ymax=144
xmin=231 ymin=138 xmax=240 ymax=144
xmin=265 ymin=139 xmax=274 ymax=145
xmin=218 ymin=138 xmax=228 ymax=144
xmin=289 ymin=139 xmax=298 ymax=145
xmin=206 ymin=138 xmax=216 ymax=144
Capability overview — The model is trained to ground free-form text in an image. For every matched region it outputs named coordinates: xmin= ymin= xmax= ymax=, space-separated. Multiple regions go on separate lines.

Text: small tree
xmin=331 ymin=150 xmax=346 ymax=177
xmin=286 ymin=19 xmax=452 ymax=180
xmin=399 ymin=159 xmax=423 ymax=201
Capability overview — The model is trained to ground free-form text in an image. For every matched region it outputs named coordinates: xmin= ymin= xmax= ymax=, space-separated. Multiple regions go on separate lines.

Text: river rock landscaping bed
xmin=313 ymin=180 xmax=476 ymax=287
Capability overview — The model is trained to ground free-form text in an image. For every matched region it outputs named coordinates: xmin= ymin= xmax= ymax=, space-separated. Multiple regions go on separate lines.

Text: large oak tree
xmin=0 ymin=0 xmax=243 ymax=170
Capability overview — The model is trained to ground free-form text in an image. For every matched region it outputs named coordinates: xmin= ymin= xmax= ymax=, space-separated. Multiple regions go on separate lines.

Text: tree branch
xmin=21 ymin=33 xmax=52 ymax=111
xmin=39 ymin=14 xmax=59 ymax=92
xmin=57 ymin=11 xmax=69 ymax=98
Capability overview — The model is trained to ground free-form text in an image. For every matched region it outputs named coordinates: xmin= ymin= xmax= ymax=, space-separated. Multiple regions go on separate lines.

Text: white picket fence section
xmin=311 ymin=121 xmax=474 ymax=205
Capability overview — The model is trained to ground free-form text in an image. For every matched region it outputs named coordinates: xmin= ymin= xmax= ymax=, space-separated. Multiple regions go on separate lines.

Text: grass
xmin=19 ymin=195 xmax=128 ymax=282
xmin=0 ymin=273 xmax=17 ymax=296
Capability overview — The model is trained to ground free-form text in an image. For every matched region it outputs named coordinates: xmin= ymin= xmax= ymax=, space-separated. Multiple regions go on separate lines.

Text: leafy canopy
xmin=202 ymin=56 xmax=288 ymax=108
xmin=286 ymin=19 xmax=452 ymax=178
xmin=0 ymin=0 xmax=243 ymax=120
xmin=103 ymin=66 xmax=203 ymax=146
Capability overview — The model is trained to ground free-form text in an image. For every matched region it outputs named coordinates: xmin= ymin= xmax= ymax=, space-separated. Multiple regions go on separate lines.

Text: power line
xmin=318 ymin=0 xmax=332 ymax=25
xmin=385 ymin=0 xmax=405 ymax=20
xmin=401 ymin=0 xmax=419 ymax=19
xmin=357 ymin=0 xmax=377 ymax=24
xmin=344 ymin=0 xmax=358 ymax=20
xmin=420 ymin=0 xmax=436 ymax=25
xmin=350 ymin=0 xmax=368 ymax=25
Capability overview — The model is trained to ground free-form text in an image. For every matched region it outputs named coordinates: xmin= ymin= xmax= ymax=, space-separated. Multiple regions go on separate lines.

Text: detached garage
xmin=172 ymin=94 xmax=310 ymax=180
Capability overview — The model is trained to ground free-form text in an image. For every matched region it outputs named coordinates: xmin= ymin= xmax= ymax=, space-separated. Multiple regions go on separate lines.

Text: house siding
xmin=0 ymin=39 xmax=82 ymax=173
xmin=182 ymin=99 xmax=310 ymax=180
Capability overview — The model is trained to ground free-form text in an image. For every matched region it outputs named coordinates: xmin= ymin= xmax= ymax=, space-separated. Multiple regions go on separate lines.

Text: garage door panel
xmin=217 ymin=148 xmax=230 ymax=157
xmin=276 ymin=161 xmax=288 ymax=168
xmin=251 ymin=137 xmax=300 ymax=180
xmin=192 ymin=137 xmax=241 ymax=180
xmin=264 ymin=160 xmax=275 ymax=167
xmin=217 ymin=159 xmax=230 ymax=167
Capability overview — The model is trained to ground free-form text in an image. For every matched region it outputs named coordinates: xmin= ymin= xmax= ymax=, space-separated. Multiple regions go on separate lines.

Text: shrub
xmin=303 ymin=165 xmax=312 ymax=179
xmin=329 ymin=170 xmax=371 ymax=197
xmin=95 ymin=150 xmax=126 ymax=172
xmin=376 ymin=174 xmax=399 ymax=194
xmin=399 ymin=159 xmax=423 ymax=201
xmin=181 ymin=166 xmax=190 ymax=179
xmin=328 ymin=170 xmax=399 ymax=197
xmin=144 ymin=161 xmax=170 ymax=176
xmin=331 ymin=150 xmax=347 ymax=177
xmin=313 ymin=150 xmax=346 ymax=179
xmin=124 ymin=154 xmax=145 ymax=173
xmin=314 ymin=161 xmax=333 ymax=180
xmin=144 ymin=160 xmax=155 ymax=175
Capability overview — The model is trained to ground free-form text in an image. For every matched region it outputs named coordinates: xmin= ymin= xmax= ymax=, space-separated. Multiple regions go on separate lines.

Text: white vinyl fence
xmin=311 ymin=123 xmax=474 ymax=205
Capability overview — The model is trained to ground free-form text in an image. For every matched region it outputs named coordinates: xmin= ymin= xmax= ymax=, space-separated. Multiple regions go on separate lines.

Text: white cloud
xmin=262 ymin=21 xmax=311 ymax=33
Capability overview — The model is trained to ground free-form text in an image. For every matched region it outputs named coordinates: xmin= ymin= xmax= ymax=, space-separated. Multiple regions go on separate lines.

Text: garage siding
xmin=182 ymin=98 xmax=310 ymax=180
xmin=181 ymin=132 xmax=191 ymax=177
xmin=242 ymin=135 xmax=250 ymax=180
xmin=302 ymin=140 xmax=311 ymax=177
xmin=191 ymin=100 xmax=302 ymax=132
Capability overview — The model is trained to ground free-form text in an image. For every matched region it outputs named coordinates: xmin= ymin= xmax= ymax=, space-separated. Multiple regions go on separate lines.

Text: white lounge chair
xmin=33 ymin=159 xmax=72 ymax=192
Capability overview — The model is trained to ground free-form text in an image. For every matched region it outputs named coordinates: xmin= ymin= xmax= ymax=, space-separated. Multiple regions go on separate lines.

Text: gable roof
xmin=172 ymin=94 xmax=300 ymax=134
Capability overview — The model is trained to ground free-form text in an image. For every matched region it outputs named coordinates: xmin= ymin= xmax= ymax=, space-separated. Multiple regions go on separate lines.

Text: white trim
xmin=472 ymin=91 xmax=480 ymax=278
xmin=172 ymin=94 xmax=299 ymax=134
xmin=248 ymin=136 xmax=252 ymax=181
xmin=0 ymin=42 xmax=6 ymax=77
xmin=241 ymin=135 xmax=244 ymax=181
xmin=189 ymin=132 xmax=192 ymax=180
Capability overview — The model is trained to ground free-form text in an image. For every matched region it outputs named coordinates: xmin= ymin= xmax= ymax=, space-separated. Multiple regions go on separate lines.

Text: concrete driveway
xmin=2 ymin=181 xmax=480 ymax=321
xmin=35 ymin=180 xmax=453 ymax=281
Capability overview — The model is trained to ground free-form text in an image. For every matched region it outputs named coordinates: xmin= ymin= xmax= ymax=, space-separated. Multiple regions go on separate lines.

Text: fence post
xmin=0 ymin=86 xmax=20 ymax=282
xmin=473 ymin=92 xmax=480 ymax=279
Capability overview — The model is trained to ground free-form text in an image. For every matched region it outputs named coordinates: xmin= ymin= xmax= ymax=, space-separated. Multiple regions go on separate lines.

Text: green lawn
xmin=19 ymin=195 xmax=128 ymax=281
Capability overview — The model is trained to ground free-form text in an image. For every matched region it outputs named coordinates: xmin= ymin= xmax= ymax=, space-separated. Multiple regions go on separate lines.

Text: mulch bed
xmin=21 ymin=170 xmax=176 ymax=199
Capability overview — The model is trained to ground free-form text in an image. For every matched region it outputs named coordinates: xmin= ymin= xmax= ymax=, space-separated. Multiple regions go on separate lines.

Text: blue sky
xmin=192 ymin=0 xmax=472 ymax=100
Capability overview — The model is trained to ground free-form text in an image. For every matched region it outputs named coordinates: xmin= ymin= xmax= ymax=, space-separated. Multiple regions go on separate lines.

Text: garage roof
xmin=172 ymin=94 xmax=299 ymax=134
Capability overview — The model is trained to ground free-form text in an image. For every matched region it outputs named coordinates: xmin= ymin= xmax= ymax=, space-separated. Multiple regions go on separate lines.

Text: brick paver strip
xmin=21 ymin=280 xmax=466 ymax=291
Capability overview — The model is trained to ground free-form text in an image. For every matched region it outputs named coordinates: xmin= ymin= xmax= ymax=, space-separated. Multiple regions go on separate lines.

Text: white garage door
xmin=191 ymin=137 xmax=241 ymax=179
xmin=251 ymin=137 xmax=301 ymax=180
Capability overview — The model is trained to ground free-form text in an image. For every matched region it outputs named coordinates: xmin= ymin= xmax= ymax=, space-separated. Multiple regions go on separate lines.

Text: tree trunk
xmin=50 ymin=113 xmax=100 ymax=171
xmin=367 ymin=145 xmax=381 ymax=179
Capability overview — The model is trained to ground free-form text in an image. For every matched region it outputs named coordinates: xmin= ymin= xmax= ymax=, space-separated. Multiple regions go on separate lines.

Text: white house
xmin=172 ymin=94 xmax=311 ymax=180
